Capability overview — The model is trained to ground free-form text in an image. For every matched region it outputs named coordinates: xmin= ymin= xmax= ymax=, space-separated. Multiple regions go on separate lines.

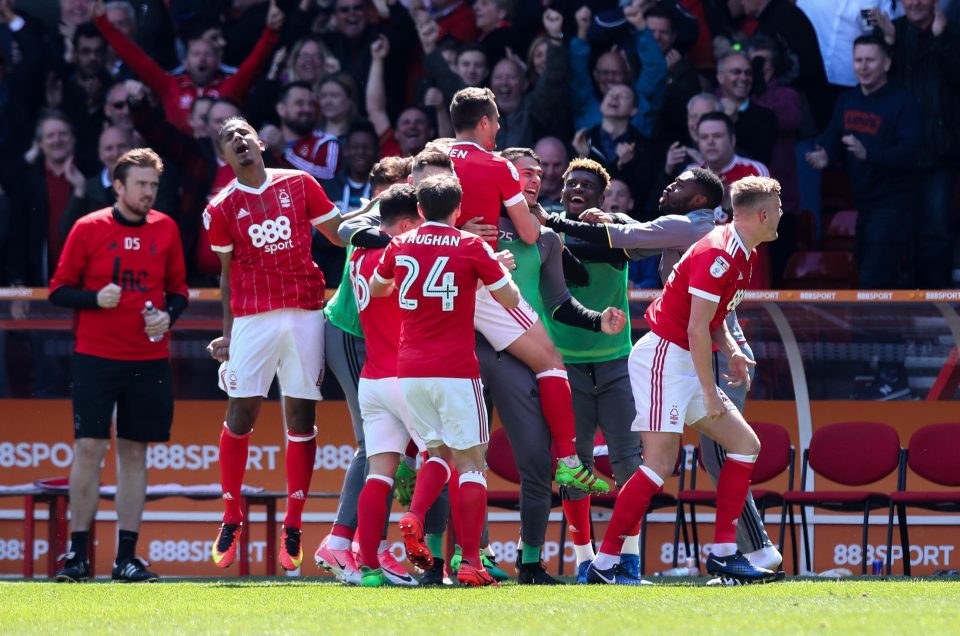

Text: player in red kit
xmin=370 ymin=174 xmax=522 ymax=587
xmin=205 ymin=116 xmax=343 ymax=571
xmin=446 ymin=87 xmax=608 ymax=494
xmin=586 ymin=176 xmax=785 ymax=586
xmin=348 ymin=185 xmax=426 ymax=587
xmin=50 ymin=149 xmax=188 ymax=582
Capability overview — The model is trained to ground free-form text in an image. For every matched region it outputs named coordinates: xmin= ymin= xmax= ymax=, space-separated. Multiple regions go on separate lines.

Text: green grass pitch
xmin=2 ymin=578 xmax=959 ymax=635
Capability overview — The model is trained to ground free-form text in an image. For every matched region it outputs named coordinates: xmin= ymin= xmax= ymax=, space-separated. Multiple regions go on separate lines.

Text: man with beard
xmin=91 ymin=0 xmax=282 ymax=133
xmin=267 ymin=81 xmax=340 ymax=181
xmin=536 ymin=168 xmax=785 ymax=577
xmin=50 ymin=148 xmax=188 ymax=582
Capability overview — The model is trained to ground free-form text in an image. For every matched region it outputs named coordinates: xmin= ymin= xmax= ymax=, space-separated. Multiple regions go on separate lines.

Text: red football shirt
xmin=50 ymin=208 xmax=188 ymax=360
xmin=447 ymin=141 xmax=525 ymax=248
xmin=351 ymin=244 xmax=401 ymax=379
xmin=374 ymin=222 xmax=510 ymax=378
xmin=646 ymin=224 xmax=753 ymax=351
xmin=281 ymin=132 xmax=340 ymax=181
xmin=204 ymin=169 xmax=339 ymax=317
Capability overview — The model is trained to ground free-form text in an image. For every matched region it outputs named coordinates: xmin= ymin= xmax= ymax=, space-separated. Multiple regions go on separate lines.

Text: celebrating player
xmin=446 ymin=87 xmax=607 ymax=493
xmin=370 ymin=174 xmax=522 ymax=587
xmin=586 ymin=176 xmax=784 ymax=585
xmin=205 ymin=116 xmax=343 ymax=571
xmin=51 ymin=148 xmax=188 ymax=582
xmin=351 ymin=184 xmax=425 ymax=587
xmin=539 ymin=168 xmax=784 ymax=573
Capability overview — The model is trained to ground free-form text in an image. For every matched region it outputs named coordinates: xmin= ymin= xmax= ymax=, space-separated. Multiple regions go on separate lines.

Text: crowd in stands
xmin=2 ymin=0 xmax=959 ymax=291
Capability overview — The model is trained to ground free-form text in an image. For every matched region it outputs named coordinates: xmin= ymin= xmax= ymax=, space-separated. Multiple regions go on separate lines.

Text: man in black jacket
xmin=878 ymin=0 xmax=960 ymax=288
xmin=806 ymin=35 xmax=921 ymax=289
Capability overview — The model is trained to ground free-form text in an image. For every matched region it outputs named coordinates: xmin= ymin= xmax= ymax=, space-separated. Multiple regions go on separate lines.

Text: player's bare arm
xmin=505 ymin=198 xmax=540 ymax=244
xmin=207 ymin=252 xmax=233 ymax=362
xmin=688 ymin=295 xmax=725 ymax=419
xmin=711 ymin=319 xmax=754 ymax=390
xmin=369 ymin=272 xmax=395 ymax=298
xmin=316 ymin=213 xmax=345 ymax=247
xmin=489 ymin=277 xmax=521 ymax=310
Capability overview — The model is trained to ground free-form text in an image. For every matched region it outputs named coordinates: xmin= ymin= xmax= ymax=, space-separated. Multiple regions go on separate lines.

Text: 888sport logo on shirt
xmin=248 ymin=215 xmax=293 ymax=253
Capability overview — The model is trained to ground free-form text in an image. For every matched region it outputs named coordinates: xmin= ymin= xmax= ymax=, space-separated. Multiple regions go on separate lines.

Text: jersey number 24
xmin=396 ymin=255 xmax=459 ymax=311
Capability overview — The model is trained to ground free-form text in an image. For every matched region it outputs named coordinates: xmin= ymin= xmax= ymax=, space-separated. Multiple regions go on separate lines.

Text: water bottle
xmin=654 ymin=557 xmax=700 ymax=577
xmin=143 ymin=301 xmax=163 ymax=343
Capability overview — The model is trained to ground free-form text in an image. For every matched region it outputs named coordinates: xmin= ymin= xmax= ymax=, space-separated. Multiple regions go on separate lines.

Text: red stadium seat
xmin=675 ymin=423 xmax=795 ymax=570
xmin=887 ymin=423 xmax=960 ymax=575
xmin=782 ymin=422 xmax=901 ymax=574
xmin=782 ymin=251 xmax=858 ymax=289
xmin=822 ymin=210 xmax=857 ymax=252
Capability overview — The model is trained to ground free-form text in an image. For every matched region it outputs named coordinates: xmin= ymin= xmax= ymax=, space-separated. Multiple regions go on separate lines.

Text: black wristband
xmin=166 ymin=293 xmax=189 ymax=327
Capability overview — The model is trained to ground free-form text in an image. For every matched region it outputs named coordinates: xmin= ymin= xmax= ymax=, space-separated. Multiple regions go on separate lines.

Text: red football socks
xmin=357 ymin=475 xmax=393 ymax=570
xmin=598 ymin=467 xmax=663 ymax=556
xmin=219 ymin=424 xmax=251 ymax=525
xmin=283 ymin=428 xmax=317 ymax=528
xmin=409 ymin=456 xmax=451 ymax=522
xmin=536 ymin=370 xmax=578 ymax=458
xmin=714 ymin=454 xmax=756 ymax=545
xmin=458 ymin=472 xmax=487 ymax=568
xmin=562 ymin=497 xmax=593 ymax=546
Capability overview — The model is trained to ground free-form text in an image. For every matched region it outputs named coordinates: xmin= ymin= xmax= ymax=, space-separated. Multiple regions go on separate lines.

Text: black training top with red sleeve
xmin=50 ymin=207 xmax=189 ymax=361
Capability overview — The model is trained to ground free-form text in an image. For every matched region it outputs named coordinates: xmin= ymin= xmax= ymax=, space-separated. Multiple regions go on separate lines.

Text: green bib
xmin=323 ymin=244 xmax=363 ymax=338
xmin=548 ymin=261 xmax=632 ymax=364
xmin=497 ymin=235 xmax=546 ymax=318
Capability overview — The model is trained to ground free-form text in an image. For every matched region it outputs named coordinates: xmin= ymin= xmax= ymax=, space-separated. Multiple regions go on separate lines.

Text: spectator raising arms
xmin=91 ymin=0 xmax=283 ymax=134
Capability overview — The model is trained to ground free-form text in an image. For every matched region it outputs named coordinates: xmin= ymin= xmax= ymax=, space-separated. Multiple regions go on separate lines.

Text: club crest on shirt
xmin=710 ymin=256 xmax=730 ymax=279
xmin=278 ymin=189 xmax=292 ymax=208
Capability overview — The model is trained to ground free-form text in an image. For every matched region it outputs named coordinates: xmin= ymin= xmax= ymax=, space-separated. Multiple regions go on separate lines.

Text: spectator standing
xmin=806 ymin=35 xmax=921 ymax=289
xmin=50 ymin=148 xmax=188 ymax=583
xmin=261 ymin=81 xmax=341 ymax=181
xmin=570 ymin=3 xmax=667 ymax=139
xmin=715 ymin=50 xmax=778 ymax=164
xmin=92 ymin=0 xmax=283 ymax=133
xmin=317 ymin=73 xmax=358 ymax=140
xmin=534 ymin=136 xmax=568 ymax=214
xmin=648 ymin=4 xmax=708 ymax=145
xmin=878 ymin=0 xmax=960 ymax=288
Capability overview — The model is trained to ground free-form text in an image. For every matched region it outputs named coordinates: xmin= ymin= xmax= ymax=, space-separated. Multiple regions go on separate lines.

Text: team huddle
xmin=203 ymin=86 xmax=786 ymax=587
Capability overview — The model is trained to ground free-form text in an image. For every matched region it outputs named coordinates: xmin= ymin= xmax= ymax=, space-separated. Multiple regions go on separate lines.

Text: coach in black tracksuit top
xmin=806 ymin=35 xmax=921 ymax=289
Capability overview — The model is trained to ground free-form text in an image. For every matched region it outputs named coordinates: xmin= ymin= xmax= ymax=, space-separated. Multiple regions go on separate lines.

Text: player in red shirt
xmin=587 ymin=176 xmax=785 ymax=586
xmin=348 ymin=184 xmax=425 ymax=587
xmin=446 ymin=87 xmax=608 ymax=493
xmin=49 ymin=149 xmax=188 ymax=582
xmin=371 ymin=174 xmax=522 ymax=587
xmin=204 ymin=116 xmax=343 ymax=571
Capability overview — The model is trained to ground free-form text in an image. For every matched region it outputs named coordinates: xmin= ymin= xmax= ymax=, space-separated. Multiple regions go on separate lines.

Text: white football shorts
xmin=399 ymin=377 xmax=488 ymax=450
xmin=473 ymin=286 xmax=539 ymax=351
xmin=218 ymin=308 xmax=324 ymax=400
xmin=359 ymin=377 xmax=425 ymax=456
xmin=629 ymin=331 xmax=735 ymax=434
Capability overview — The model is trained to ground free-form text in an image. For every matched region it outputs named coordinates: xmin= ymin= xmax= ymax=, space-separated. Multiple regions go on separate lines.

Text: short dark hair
xmin=562 ymin=157 xmax=611 ymax=191
xmin=853 ymin=33 xmax=891 ymax=57
xmin=643 ymin=5 xmax=674 ymax=28
xmin=501 ymin=147 xmax=540 ymax=164
xmin=416 ymin=174 xmax=462 ymax=221
xmin=113 ymin=148 xmax=164 ymax=184
xmin=217 ymin=115 xmax=253 ymax=146
xmin=412 ymin=149 xmax=454 ymax=176
xmin=379 ymin=184 xmax=420 ymax=225
xmin=450 ymin=87 xmax=497 ymax=132
xmin=697 ymin=111 xmax=736 ymax=137
xmin=190 ymin=95 xmax=214 ymax=115
xmin=278 ymin=81 xmax=314 ymax=103
xmin=347 ymin=119 xmax=378 ymax=141
xmin=456 ymin=43 xmax=487 ymax=63
xmin=686 ymin=167 xmax=725 ymax=209
xmin=369 ymin=156 xmax=413 ymax=191
xmin=73 ymin=22 xmax=106 ymax=50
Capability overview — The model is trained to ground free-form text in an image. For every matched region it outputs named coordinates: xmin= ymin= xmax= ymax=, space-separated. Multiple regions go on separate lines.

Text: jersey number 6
xmin=395 ymin=255 xmax=459 ymax=311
